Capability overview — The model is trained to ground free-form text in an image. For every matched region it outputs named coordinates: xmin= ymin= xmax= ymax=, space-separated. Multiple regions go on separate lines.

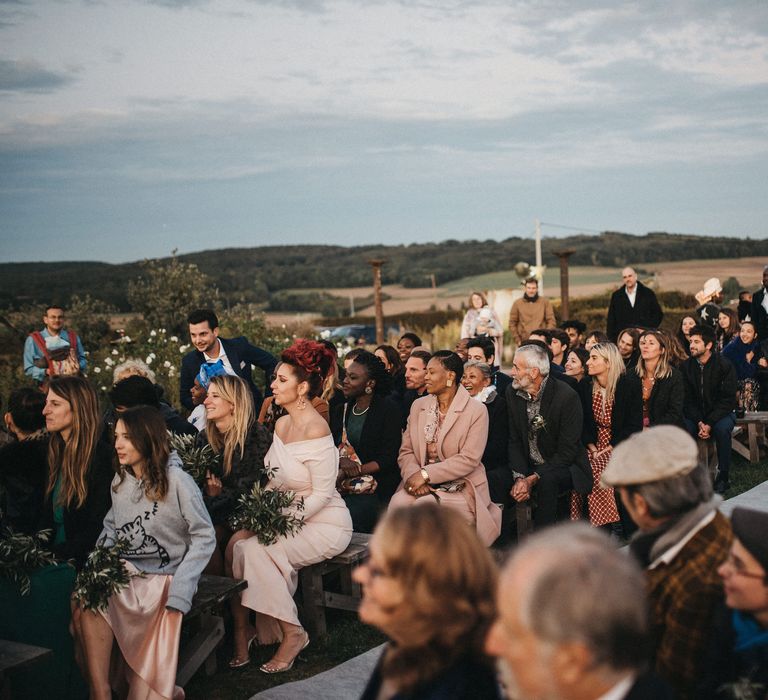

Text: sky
xmin=1 ymin=0 xmax=767 ymax=263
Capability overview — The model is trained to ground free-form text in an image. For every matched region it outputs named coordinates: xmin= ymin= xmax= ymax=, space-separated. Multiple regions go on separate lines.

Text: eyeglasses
xmin=723 ymin=553 xmax=766 ymax=580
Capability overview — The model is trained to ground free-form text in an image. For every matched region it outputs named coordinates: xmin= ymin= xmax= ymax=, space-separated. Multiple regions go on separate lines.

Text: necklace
xmin=352 ymin=403 xmax=370 ymax=416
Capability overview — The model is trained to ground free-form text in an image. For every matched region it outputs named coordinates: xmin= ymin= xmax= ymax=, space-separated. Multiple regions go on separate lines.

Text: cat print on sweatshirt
xmin=117 ymin=515 xmax=170 ymax=567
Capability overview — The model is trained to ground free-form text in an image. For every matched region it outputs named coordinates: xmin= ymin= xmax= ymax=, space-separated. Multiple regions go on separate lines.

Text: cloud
xmin=0 ymin=58 xmax=73 ymax=92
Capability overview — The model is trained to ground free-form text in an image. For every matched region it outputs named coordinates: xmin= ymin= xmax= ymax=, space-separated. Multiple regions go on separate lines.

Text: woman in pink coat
xmin=389 ymin=350 xmax=501 ymax=546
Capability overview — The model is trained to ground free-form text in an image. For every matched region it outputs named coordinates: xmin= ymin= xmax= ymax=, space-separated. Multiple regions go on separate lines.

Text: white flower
xmin=149 ymin=352 xmax=156 ymax=359
xmin=160 ymin=328 xmax=166 ymax=334
xmin=150 ymin=330 xmax=157 ymax=337
xmin=168 ymin=367 xmax=176 ymax=376
xmin=146 ymin=356 xmax=153 ymax=364
xmin=122 ymin=336 xmax=132 ymax=343
xmin=94 ymin=367 xmax=101 ymax=374
xmin=179 ymin=345 xmax=189 ymax=353
xmin=100 ymin=386 xmax=106 ymax=391
xmin=170 ymin=336 xmax=178 ymax=343
xmin=104 ymin=357 xmax=114 ymax=367
xmin=112 ymin=348 xmax=119 ymax=355
xmin=163 ymin=360 xmax=171 ymax=368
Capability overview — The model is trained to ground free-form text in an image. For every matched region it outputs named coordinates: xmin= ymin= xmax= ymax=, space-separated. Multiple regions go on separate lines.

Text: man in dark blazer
xmin=179 ymin=309 xmax=277 ymax=412
xmin=486 ymin=523 xmax=674 ymax=700
xmin=606 ymin=267 xmax=664 ymax=341
xmin=506 ymin=344 xmax=591 ymax=527
xmin=750 ymin=265 xmax=768 ymax=340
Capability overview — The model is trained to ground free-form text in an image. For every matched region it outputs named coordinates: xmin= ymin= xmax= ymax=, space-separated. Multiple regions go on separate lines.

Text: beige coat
xmin=392 ymin=385 xmax=501 ymax=546
xmin=508 ymin=296 xmax=556 ymax=345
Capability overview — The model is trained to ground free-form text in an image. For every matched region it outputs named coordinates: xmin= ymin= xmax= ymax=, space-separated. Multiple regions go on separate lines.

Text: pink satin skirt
xmin=99 ymin=563 xmax=184 ymax=700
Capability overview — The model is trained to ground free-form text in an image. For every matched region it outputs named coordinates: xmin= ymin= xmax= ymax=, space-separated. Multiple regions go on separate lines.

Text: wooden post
xmin=554 ymin=249 xmax=575 ymax=320
xmin=368 ymin=259 xmax=386 ymax=345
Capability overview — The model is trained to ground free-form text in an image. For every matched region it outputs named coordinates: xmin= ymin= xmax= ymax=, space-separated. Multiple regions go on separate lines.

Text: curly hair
xmin=281 ymin=339 xmax=337 ymax=399
xmin=113 ymin=406 xmax=170 ymax=501
xmin=375 ymin=505 xmax=497 ymax=693
xmin=348 ymin=350 xmax=392 ymax=395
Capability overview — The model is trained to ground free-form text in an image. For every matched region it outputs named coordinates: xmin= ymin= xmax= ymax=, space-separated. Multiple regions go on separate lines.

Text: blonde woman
xmin=635 ymin=330 xmax=685 ymax=429
xmin=571 ymin=343 xmax=642 ymax=529
xmin=201 ymin=374 xmax=271 ymax=574
xmin=41 ymin=376 xmax=114 ymax=569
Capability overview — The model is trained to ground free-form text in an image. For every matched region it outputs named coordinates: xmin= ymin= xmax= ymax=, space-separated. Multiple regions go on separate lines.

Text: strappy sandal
xmin=259 ymin=631 xmax=309 ymax=674
xmin=228 ymin=633 xmax=257 ymax=669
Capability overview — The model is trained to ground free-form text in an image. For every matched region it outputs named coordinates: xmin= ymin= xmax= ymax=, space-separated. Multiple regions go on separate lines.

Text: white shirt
xmin=596 ymin=674 xmax=635 ymax=700
xmin=203 ymin=340 xmax=237 ymax=377
xmin=625 ymin=285 xmax=637 ymax=308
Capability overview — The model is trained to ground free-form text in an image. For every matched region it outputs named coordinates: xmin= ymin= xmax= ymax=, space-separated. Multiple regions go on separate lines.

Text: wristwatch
xmin=420 ymin=467 xmax=430 ymax=484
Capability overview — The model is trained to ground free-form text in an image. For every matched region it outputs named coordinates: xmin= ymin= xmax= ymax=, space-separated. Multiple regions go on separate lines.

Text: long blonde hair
xmin=46 ymin=376 xmax=101 ymax=509
xmin=205 ymin=375 xmax=254 ymax=476
xmin=635 ymin=330 xmax=673 ymax=380
xmin=374 ymin=505 xmax=497 ymax=693
xmin=589 ymin=343 xmax=625 ymax=403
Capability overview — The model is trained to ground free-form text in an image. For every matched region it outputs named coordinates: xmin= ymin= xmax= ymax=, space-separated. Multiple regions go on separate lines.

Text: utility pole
xmin=368 ymin=259 xmax=386 ymax=345
xmin=554 ymin=249 xmax=575 ymax=320
xmin=535 ymin=218 xmax=543 ymax=295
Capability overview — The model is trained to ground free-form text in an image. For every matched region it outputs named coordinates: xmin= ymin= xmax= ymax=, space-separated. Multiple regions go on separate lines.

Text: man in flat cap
xmin=602 ymin=425 xmax=733 ymax=700
xmin=698 ymin=507 xmax=768 ymax=698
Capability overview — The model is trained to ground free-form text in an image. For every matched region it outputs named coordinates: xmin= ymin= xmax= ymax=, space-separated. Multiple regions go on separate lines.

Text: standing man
xmin=23 ymin=304 xmax=86 ymax=382
xmin=180 ymin=309 xmax=277 ymax=413
xmin=681 ymin=325 xmax=737 ymax=494
xmin=606 ymin=268 xmax=663 ymax=341
xmin=466 ymin=337 xmax=511 ymax=394
xmin=509 ymin=277 xmax=556 ymax=347
xmin=750 ymin=265 xmax=768 ymax=340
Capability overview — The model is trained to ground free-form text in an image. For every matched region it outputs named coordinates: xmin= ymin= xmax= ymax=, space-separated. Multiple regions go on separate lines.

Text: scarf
xmin=470 ymin=385 xmax=497 ymax=404
xmin=733 ymin=610 xmax=768 ymax=652
xmin=523 ymin=293 xmax=539 ymax=303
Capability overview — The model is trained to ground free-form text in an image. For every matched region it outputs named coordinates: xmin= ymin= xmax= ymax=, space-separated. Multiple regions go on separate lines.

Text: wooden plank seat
xmin=176 ymin=574 xmax=246 ymax=686
xmin=297 ymin=532 xmax=371 ymax=638
xmin=0 ymin=639 xmax=52 ymax=700
xmin=732 ymin=411 xmax=768 ymax=464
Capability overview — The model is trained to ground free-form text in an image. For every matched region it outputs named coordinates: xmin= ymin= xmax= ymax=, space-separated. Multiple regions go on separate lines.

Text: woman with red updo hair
xmin=229 ymin=340 xmax=352 ymax=673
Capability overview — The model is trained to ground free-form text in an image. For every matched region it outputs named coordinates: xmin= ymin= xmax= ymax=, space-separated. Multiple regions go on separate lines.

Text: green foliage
xmin=722 ymin=276 xmax=742 ymax=302
xmin=73 ymin=538 xmax=143 ymax=611
xmin=0 ymin=528 xmax=58 ymax=596
xmin=228 ymin=477 xmax=306 ymax=546
xmin=127 ymin=255 xmax=219 ymax=335
xmin=169 ymin=432 xmax=220 ymax=485
xmin=66 ymin=294 xmax=117 ymax=351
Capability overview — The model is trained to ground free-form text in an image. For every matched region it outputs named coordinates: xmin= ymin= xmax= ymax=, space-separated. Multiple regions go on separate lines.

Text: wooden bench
xmin=732 ymin=412 xmax=768 ymax=464
xmin=176 ymin=574 xmax=246 ymax=686
xmin=298 ymin=533 xmax=371 ymax=638
xmin=0 ymin=639 xmax=52 ymax=700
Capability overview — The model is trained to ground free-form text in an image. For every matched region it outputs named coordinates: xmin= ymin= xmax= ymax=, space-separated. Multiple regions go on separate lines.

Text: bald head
xmin=622 ymin=267 xmax=637 ymax=292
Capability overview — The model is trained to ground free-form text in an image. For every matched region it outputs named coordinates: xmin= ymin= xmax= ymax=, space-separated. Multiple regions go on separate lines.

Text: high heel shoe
xmin=259 ymin=631 xmax=310 ymax=674
xmin=229 ymin=633 xmax=257 ymax=669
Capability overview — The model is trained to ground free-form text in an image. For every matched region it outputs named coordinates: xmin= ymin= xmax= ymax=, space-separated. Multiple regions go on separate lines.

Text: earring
xmin=365 ymin=386 xmax=373 ymax=395
xmin=297 ymin=395 xmax=307 ymax=410
xmin=446 ymin=378 xmax=453 ymax=387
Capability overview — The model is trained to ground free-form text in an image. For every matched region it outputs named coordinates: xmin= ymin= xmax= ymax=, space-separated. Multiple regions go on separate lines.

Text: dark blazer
xmin=331 ymin=394 xmax=403 ymax=503
xmin=607 ymin=281 xmax=664 ymax=341
xmin=751 ymin=287 xmax=768 ymax=340
xmin=492 ymin=368 xmax=512 ymax=395
xmin=0 ymin=434 xmax=49 ymax=534
xmin=681 ymin=353 xmax=737 ymax=426
xmin=481 ymin=392 xmax=511 ymax=504
xmin=579 ymin=374 xmax=643 ymax=447
xmin=506 ymin=378 xmax=591 ymax=494
xmin=643 ymin=369 xmax=685 ymax=428
xmin=180 ymin=336 xmax=277 ymax=411
xmin=40 ymin=438 xmax=115 ymax=570
xmin=625 ymin=672 xmax=676 ymax=700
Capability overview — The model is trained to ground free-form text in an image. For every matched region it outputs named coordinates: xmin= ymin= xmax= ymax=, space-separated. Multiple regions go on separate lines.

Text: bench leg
xmin=748 ymin=423 xmax=760 ymax=463
xmin=300 ymin=568 xmax=327 ymax=638
xmin=515 ymin=502 xmax=533 ymax=542
xmin=176 ymin=613 xmax=224 ymax=687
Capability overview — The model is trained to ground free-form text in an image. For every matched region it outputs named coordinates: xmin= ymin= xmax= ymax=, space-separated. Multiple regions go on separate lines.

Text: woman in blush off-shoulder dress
xmin=229 ymin=340 xmax=352 ymax=673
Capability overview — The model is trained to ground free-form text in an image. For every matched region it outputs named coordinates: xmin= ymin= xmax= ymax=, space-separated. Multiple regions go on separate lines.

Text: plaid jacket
xmin=646 ymin=511 xmax=733 ymax=700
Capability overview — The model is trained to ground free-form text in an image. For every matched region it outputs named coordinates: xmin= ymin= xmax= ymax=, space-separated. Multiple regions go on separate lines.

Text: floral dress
xmin=570 ymin=389 xmax=620 ymax=526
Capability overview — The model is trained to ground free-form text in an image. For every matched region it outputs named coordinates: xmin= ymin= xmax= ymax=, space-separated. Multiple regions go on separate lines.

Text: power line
xmin=539 ymin=221 xmax=642 ymax=236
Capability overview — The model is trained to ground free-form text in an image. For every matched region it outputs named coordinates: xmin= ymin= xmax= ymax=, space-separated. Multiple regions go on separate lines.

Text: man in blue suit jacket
xmin=180 ymin=309 xmax=277 ymax=412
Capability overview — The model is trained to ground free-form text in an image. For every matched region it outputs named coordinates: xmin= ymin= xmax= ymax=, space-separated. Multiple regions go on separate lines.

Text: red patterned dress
xmin=570 ymin=389 xmax=620 ymax=526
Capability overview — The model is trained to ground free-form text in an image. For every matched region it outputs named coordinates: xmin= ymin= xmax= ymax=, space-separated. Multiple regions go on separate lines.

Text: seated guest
xmin=454 ymin=337 xmax=471 ymax=362
xmin=521 ymin=338 xmax=577 ymax=389
xmin=636 ymin=330 xmax=685 ymax=429
xmin=343 ymin=347 xmax=366 ymax=370
xmin=698 ymin=507 xmax=768 ymax=699
xmin=462 ymin=360 xmax=510 ymax=505
xmin=401 ymin=349 xmax=431 ymax=420
xmin=560 ymin=319 xmax=587 ymax=350
xmin=506 ymin=344 xmax=591 ymax=528
xmin=259 ymin=361 xmax=330 ymax=431
xmin=355 ymin=505 xmax=501 ymax=700
xmin=374 ymin=344 xmax=406 ymax=400
xmin=461 ymin=291 xmax=504 ymax=364
xmin=723 ymin=320 xmax=760 ymax=414
xmin=677 ymin=315 xmax=697 ymax=357
xmin=201 ymin=375 xmax=271 ymax=575
xmin=396 ymin=332 xmax=422 ymax=363
xmin=737 ymin=289 xmax=753 ymax=321
xmin=716 ymin=308 xmax=739 ymax=352
xmin=602 ymin=426 xmax=733 ymax=699
xmin=681 ymin=325 xmax=737 ymax=494
xmin=229 ymin=340 xmax=352 ymax=672
xmin=564 ymin=346 xmax=589 ymax=385
xmin=466 ymin=336 xmax=512 ymax=395
xmin=548 ymin=328 xmax=570 ymax=367
xmin=112 ymin=358 xmax=156 ymax=385
xmin=0 ymin=388 xmax=48 ymax=534
xmin=391 ymin=351 xmax=501 ymax=546
xmin=109 ymin=375 xmax=196 ymax=437
xmin=584 ymin=329 xmax=609 ymax=351
xmin=486 ymin=523 xmax=673 ymax=700
xmin=76 ymin=406 xmax=215 ymax=700
xmin=331 ymin=351 xmax=402 ymax=533
xmin=617 ymin=327 xmax=640 ymax=370
xmin=187 ymin=359 xmax=229 ymax=431
xmin=41 ymin=376 xmax=114 ymax=569
xmin=696 ymin=277 xmax=723 ymax=329
xmin=572 ymin=343 xmax=641 ymax=531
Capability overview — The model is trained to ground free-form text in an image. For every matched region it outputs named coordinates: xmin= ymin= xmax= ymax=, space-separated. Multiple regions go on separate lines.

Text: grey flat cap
xmin=601 ymin=425 xmax=698 ymax=487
